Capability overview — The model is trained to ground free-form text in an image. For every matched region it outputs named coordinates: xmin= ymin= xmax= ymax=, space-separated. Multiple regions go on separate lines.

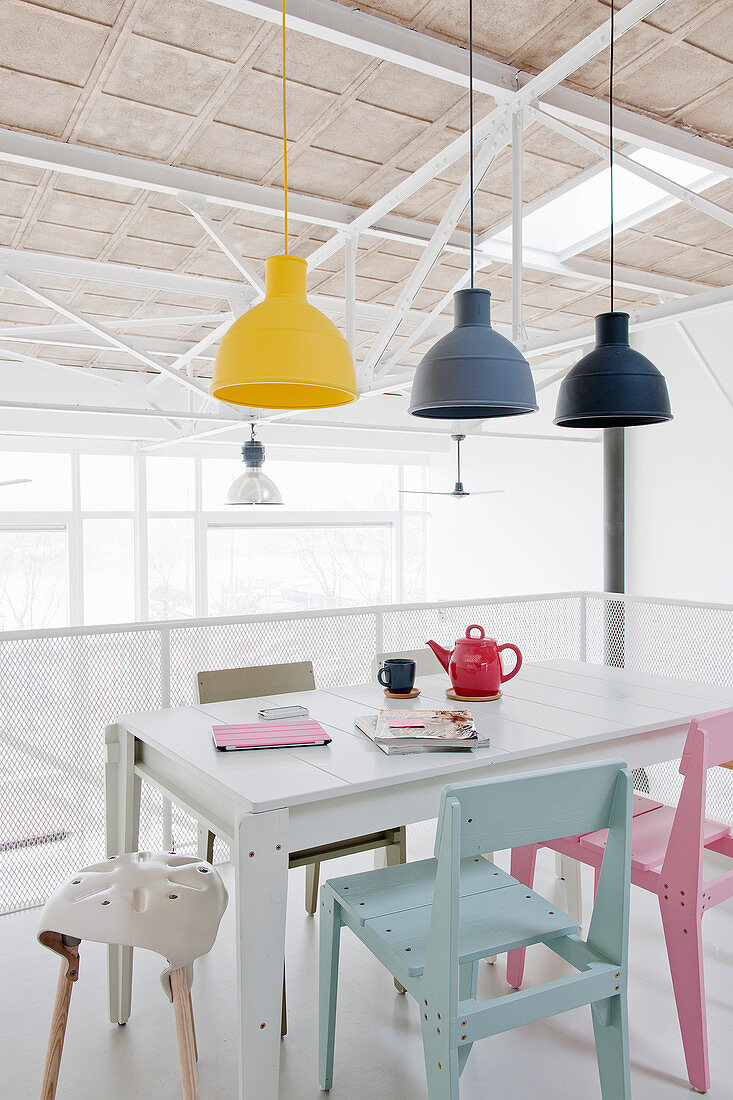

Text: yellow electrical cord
xmin=282 ymin=0 xmax=288 ymax=255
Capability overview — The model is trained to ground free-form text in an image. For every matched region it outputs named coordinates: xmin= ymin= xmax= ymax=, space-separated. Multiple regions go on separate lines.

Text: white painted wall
xmin=627 ymin=313 xmax=733 ymax=603
xmin=426 ymin=432 xmax=603 ymax=599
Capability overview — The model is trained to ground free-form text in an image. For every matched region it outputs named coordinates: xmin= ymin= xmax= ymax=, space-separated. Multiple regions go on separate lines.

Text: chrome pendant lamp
xmin=226 ymin=424 xmax=283 ymax=505
xmin=408 ymin=0 xmax=537 ymax=421
xmin=555 ymin=1 xmax=672 ymax=429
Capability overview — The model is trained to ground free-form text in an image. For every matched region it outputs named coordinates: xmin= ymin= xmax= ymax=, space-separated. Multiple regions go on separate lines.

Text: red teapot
xmin=426 ymin=624 xmax=522 ymax=698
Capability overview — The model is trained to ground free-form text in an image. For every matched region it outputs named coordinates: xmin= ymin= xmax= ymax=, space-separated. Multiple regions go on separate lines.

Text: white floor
xmin=3 ymin=844 xmax=733 ymax=1099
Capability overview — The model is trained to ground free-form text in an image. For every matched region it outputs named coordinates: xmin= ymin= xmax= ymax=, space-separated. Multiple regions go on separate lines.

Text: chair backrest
xmin=435 ymin=759 xmax=629 ymax=857
xmin=372 ymin=648 xmax=443 ymax=678
xmin=195 ymin=660 xmax=315 ymax=704
xmin=662 ymin=708 xmax=733 ymax=888
xmin=680 ymin=708 xmax=733 ymax=774
xmin=424 ymin=760 xmax=632 ymax=1013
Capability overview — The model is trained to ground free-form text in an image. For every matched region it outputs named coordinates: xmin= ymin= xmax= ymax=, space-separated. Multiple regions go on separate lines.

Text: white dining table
xmin=104 ymin=658 xmax=733 ymax=1099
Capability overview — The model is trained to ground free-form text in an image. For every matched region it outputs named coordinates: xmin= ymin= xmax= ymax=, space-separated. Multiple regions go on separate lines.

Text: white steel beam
xmin=377 ymin=263 xmax=483 ymax=377
xmin=0 ymin=245 xmax=451 ymax=334
xmin=0 ymin=399 xmax=240 ymax=423
xmin=361 ymin=113 xmax=514 ymax=379
xmin=209 ymin=0 xmax=516 ymax=98
xmin=0 ymin=129 xmax=472 ymax=256
xmin=477 ymin=160 xmax=607 ymax=246
xmin=4 ymin=273 xmax=221 ymax=402
xmin=537 ymin=110 xmax=732 ymax=232
xmin=0 ymin=345 xmax=123 ymax=389
xmin=521 ymin=282 xmax=733 ymax=358
xmin=177 ymin=192 xmax=266 ymax=295
xmin=205 ymin=0 xmax=732 ymax=179
xmin=676 ymin=321 xmax=733 ymax=409
xmin=0 ymin=313 xmax=232 ymax=337
xmin=361 ymin=0 xmax=665 ymax=378
xmin=306 ymin=109 xmax=513 ymax=273
xmin=560 ymin=256 xmax=705 ymax=297
xmin=0 ymin=245 xmax=249 ymax=300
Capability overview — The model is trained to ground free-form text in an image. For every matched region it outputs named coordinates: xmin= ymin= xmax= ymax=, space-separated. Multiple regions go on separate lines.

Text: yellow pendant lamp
xmin=210 ymin=1 xmax=358 ymax=411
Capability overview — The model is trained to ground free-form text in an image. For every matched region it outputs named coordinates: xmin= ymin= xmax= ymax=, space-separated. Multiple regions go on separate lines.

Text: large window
xmin=148 ymin=517 xmax=195 ymax=620
xmin=83 ymin=519 xmax=135 ymax=625
xmin=208 ymin=524 xmax=393 ymax=615
xmin=0 ymin=528 xmax=68 ymax=630
xmin=0 ymin=449 xmax=429 ymax=628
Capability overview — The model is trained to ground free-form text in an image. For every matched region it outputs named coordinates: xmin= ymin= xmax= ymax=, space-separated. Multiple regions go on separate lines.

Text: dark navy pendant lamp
xmin=408 ymin=0 xmax=537 ymax=421
xmin=555 ymin=1 xmax=672 ymax=429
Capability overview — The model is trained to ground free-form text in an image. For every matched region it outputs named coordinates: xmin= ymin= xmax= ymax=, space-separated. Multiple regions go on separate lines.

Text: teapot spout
xmin=426 ymin=639 xmax=452 ymax=674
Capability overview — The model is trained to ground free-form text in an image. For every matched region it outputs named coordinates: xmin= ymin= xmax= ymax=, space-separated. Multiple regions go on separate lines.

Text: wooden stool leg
xmin=281 ymin=966 xmax=287 ymax=1038
xmin=187 ymin=989 xmax=199 ymax=1064
xmin=40 ymin=943 xmax=79 ymax=1100
xmin=305 ymin=861 xmax=320 ymax=915
xmin=171 ymin=968 xmax=200 ymax=1100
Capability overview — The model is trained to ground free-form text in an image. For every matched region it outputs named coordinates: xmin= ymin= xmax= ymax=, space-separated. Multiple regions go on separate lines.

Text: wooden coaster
xmin=384 ymin=687 xmax=421 ymax=700
xmin=445 ymin=687 xmax=502 ymax=703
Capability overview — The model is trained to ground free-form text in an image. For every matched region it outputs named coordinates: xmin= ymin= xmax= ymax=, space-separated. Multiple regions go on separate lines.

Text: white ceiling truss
xmin=1 ymin=0 xmax=732 ymax=449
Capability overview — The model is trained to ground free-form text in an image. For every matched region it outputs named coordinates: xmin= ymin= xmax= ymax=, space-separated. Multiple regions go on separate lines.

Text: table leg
xmin=106 ymin=726 xmax=140 ymax=1025
xmin=104 ymin=725 xmax=120 ymax=1024
xmin=234 ymin=808 xmax=289 ymax=1100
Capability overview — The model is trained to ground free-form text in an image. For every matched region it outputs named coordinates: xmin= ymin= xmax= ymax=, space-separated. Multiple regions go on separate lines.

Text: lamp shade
xmin=408 ymin=288 xmax=537 ymax=419
xmin=555 ymin=312 xmax=672 ymax=428
xmin=226 ymin=438 xmax=283 ymax=505
xmin=211 ymin=254 xmax=358 ymax=411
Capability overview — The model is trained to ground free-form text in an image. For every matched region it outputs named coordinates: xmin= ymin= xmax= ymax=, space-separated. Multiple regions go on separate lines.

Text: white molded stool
xmin=38 ymin=851 xmax=228 ymax=1100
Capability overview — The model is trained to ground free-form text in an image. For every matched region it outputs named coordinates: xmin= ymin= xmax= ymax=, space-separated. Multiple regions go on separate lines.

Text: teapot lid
xmin=461 ymin=624 xmax=495 ymax=642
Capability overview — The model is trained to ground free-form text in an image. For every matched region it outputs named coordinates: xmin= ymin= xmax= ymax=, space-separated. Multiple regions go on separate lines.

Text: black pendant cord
xmin=609 ymin=0 xmax=615 ymax=313
xmin=469 ymin=0 xmax=474 ymax=289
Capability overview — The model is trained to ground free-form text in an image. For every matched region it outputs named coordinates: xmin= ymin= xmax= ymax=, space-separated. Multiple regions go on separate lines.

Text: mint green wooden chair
xmin=319 ymin=760 xmax=632 ymax=1098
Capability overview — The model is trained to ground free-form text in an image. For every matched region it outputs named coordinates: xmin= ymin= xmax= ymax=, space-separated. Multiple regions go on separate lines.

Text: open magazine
xmin=356 ymin=708 xmax=488 ymax=755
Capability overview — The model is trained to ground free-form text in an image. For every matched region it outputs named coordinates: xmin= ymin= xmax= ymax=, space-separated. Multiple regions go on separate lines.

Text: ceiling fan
xmin=400 ymin=434 xmax=506 ymax=499
xmin=0 ymin=478 xmax=31 ymax=488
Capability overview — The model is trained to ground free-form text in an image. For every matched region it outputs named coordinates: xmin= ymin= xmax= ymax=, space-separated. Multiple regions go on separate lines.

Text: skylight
xmin=487 ymin=148 xmax=722 ymax=260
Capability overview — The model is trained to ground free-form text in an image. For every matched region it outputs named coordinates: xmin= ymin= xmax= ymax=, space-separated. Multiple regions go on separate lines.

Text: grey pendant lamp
xmin=408 ymin=0 xmax=537 ymax=421
xmin=226 ymin=424 xmax=283 ymax=505
xmin=555 ymin=1 xmax=672 ymax=429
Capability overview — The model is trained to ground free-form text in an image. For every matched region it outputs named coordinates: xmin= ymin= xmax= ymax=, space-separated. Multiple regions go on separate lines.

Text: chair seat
xmin=38 ymin=852 xmax=228 ymax=996
xmin=326 ymin=860 xmax=577 ymax=980
xmin=329 ymin=854 xmax=515 ymax=924
xmin=580 ymin=804 xmax=731 ymax=872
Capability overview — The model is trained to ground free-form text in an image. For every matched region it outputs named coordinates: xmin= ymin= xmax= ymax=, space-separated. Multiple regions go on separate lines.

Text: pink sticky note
xmin=388 ymin=718 xmax=425 ymax=728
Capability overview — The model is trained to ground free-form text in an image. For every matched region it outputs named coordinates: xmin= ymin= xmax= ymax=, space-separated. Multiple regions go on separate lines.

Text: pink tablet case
xmin=212 ymin=719 xmax=331 ymax=751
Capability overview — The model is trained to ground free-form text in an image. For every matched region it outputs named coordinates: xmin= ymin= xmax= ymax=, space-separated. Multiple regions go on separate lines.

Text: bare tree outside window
xmin=0 ymin=530 xmax=67 ymax=630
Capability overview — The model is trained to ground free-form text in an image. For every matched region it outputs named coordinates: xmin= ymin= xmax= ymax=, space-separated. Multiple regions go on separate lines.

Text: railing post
xmin=375 ymin=610 xmax=384 ymax=658
xmin=160 ymin=627 xmax=171 ymax=708
xmin=580 ymin=593 xmax=587 ymax=663
xmin=160 ymin=627 xmax=173 ymax=849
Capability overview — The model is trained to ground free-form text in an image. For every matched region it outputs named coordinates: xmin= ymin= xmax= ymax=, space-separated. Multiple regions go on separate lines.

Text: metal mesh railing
xmin=0 ymin=629 xmax=162 ymax=913
xmin=3 ymin=590 xmax=733 ymax=914
xmin=586 ymin=594 xmax=733 ymax=822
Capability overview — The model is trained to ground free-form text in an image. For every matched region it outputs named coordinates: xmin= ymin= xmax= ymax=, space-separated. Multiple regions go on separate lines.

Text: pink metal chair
xmin=507 ymin=709 xmax=733 ymax=1094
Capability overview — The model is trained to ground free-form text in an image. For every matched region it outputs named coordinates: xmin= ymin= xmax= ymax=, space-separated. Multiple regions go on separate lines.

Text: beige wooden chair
xmin=372 ymin=647 xmax=444 ymax=679
xmin=39 ymin=852 xmax=227 ymax=1100
xmin=196 ymin=660 xmax=409 ymax=1026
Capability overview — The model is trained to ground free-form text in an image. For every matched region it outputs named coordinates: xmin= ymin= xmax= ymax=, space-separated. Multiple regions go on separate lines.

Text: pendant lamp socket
xmin=226 ymin=431 xmax=283 ymax=505
xmin=554 ymin=312 xmax=673 ymax=428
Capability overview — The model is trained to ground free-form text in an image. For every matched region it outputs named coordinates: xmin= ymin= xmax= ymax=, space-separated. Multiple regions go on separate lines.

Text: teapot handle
xmin=466 ymin=624 xmax=485 ymax=639
xmin=498 ymin=643 xmax=522 ymax=682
